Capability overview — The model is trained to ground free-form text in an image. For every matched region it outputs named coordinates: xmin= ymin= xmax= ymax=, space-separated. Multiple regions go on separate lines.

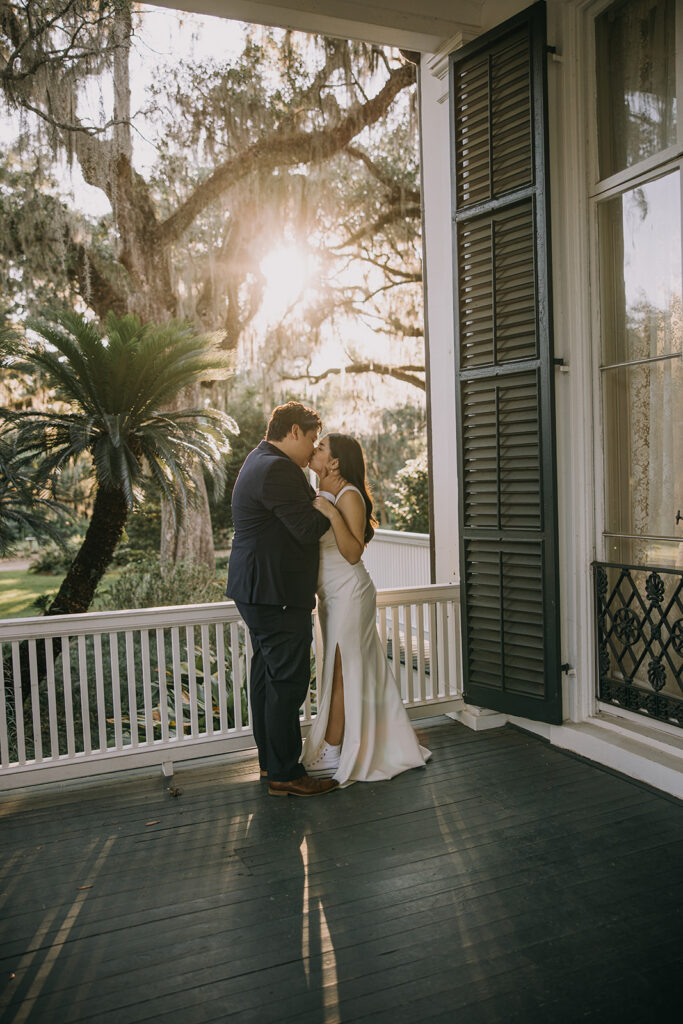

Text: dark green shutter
xmin=450 ymin=1 xmax=562 ymax=723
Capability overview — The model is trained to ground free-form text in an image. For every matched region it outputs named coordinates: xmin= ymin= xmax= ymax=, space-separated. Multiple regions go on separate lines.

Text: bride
xmin=301 ymin=433 xmax=430 ymax=785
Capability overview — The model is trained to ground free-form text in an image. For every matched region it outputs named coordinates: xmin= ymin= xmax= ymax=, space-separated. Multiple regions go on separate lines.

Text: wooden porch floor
xmin=1 ymin=720 xmax=682 ymax=1024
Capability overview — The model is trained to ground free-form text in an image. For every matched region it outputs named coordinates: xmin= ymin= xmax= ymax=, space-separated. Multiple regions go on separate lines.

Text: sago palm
xmin=13 ymin=311 xmax=236 ymax=615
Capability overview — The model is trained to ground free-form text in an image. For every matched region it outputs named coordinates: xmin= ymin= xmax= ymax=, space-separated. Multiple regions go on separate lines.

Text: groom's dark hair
xmin=266 ymin=401 xmax=321 ymax=441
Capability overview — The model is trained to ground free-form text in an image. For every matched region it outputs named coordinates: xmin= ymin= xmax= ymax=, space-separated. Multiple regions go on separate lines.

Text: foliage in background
xmin=356 ymin=403 xmax=427 ymax=525
xmin=95 ymin=555 xmax=224 ymax=611
xmin=386 ymin=453 xmax=430 ymax=533
xmin=0 ymin=324 xmax=71 ymax=554
xmin=11 ymin=311 xmax=236 ymax=616
xmin=208 ymin=382 xmax=267 ymax=543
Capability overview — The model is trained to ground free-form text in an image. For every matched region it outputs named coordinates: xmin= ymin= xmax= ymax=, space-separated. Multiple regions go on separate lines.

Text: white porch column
xmin=419 ymin=43 xmax=470 ymax=585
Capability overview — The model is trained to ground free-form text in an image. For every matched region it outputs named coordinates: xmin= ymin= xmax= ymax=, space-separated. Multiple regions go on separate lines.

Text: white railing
xmin=363 ymin=529 xmax=430 ymax=590
xmin=0 ymin=584 xmax=461 ymax=788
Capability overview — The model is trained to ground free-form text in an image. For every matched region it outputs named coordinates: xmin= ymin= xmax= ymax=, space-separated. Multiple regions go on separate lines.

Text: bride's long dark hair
xmin=327 ymin=433 xmax=377 ymax=545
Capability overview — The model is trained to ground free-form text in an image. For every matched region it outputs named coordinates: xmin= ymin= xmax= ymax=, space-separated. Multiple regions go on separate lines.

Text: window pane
xmin=602 ymin=358 xmax=683 ymax=565
xmin=599 ymin=172 xmax=682 ymax=365
xmin=604 ymin=535 xmax=683 ymax=568
xmin=596 ymin=0 xmax=677 ymax=179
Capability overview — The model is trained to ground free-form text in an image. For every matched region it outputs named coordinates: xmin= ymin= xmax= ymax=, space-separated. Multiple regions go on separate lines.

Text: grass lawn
xmin=0 ymin=569 xmax=61 ymax=619
xmin=0 ymin=561 xmax=228 ymax=620
xmin=0 ymin=567 xmax=128 ymax=619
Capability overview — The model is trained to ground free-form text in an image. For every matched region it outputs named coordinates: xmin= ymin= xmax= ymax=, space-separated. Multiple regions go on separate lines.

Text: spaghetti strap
xmin=335 ymin=484 xmax=363 ymax=502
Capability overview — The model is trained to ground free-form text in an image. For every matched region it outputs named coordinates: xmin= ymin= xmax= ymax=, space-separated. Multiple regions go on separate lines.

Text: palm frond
xmin=14 ymin=311 xmax=237 ymax=523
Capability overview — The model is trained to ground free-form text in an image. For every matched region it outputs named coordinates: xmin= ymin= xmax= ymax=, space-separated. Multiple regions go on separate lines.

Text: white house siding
xmin=362 ymin=529 xmax=431 ymax=590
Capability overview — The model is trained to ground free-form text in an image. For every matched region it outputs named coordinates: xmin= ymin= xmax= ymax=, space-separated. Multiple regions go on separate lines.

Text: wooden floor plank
xmin=1 ymin=719 xmax=682 ymax=1023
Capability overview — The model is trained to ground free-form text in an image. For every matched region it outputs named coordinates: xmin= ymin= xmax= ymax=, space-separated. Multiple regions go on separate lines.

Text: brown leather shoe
xmin=269 ymin=776 xmax=339 ymax=797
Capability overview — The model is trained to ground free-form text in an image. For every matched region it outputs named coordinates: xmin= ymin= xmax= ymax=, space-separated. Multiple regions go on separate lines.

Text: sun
xmin=259 ymin=244 xmax=317 ymax=322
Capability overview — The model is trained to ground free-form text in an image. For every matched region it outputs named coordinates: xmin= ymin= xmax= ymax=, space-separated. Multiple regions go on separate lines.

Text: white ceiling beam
xmin=147 ymin=0 xmax=483 ymax=52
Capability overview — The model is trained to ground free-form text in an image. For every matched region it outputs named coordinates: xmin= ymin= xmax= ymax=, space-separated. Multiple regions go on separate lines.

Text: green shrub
xmin=30 ymin=591 xmax=58 ymax=613
xmin=95 ymin=555 xmax=224 ymax=610
xmin=386 ymin=454 xmax=430 ymax=533
xmin=28 ymin=538 xmax=81 ymax=575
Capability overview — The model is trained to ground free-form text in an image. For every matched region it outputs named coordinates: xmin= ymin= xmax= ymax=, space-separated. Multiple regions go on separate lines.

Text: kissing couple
xmin=226 ymin=401 xmax=430 ymax=797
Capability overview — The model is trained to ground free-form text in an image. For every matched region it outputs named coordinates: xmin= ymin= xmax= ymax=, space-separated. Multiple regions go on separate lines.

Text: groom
xmin=226 ymin=401 xmax=338 ymax=797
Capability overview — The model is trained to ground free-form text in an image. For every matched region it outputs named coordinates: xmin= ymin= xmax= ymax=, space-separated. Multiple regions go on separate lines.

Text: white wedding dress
xmin=302 ymin=485 xmax=431 ymax=787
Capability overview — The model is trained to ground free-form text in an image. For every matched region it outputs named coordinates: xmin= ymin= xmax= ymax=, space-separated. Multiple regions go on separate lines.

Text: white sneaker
xmin=307 ymin=743 xmax=340 ymax=778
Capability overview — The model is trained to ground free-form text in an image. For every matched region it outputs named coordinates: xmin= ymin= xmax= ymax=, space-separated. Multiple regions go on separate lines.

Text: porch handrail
xmin=0 ymin=584 xmax=456 ymax=641
xmin=0 ymin=583 xmax=462 ymax=788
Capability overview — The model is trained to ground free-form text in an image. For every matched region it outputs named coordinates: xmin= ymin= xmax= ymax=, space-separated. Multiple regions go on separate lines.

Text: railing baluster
xmin=109 ymin=633 xmax=123 ymax=750
xmin=77 ymin=630 xmax=90 ymax=753
xmin=186 ymin=625 xmax=199 ymax=738
xmin=45 ymin=638 xmax=60 ymax=760
xmin=245 ymin=630 xmax=253 ymax=730
xmin=125 ymin=631 xmax=139 ymax=748
xmin=0 ymin=644 xmax=9 ymax=768
xmin=94 ymin=633 xmax=107 ymax=752
xmin=230 ymin=621 xmax=242 ymax=732
xmin=447 ymin=600 xmax=460 ymax=696
xmin=140 ymin=630 xmax=154 ymax=744
xmin=61 ymin=637 xmax=76 ymax=758
xmin=156 ymin=628 xmax=169 ymax=744
xmin=78 ymin=634 xmax=91 ymax=756
xmin=439 ymin=601 xmax=450 ymax=698
xmin=415 ymin=603 xmax=426 ymax=703
xmin=215 ymin=623 xmax=228 ymax=733
xmin=28 ymin=640 xmax=42 ymax=762
xmin=307 ymin=612 xmax=322 ymax=723
xmin=428 ymin=603 xmax=438 ymax=700
xmin=200 ymin=624 xmax=213 ymax=736
xmin=391 ymin=605 xmax=404 ymax=701
xmin=44 ymin=638 xmax=59 ymax=759
xmin=45 ymin=638 xmax=60 ymax=761
xmin=403 ymin=603 xmax=415 ymax=704
xmin=11 ymin=642 xmax=26 ymax=764
xmin=378 ymin=604 xmax=387 ymax=652
xmin=171 ymin=627 xmax=184 ymax=741
xmin=239 ymin=622 xmax=248 ymax=728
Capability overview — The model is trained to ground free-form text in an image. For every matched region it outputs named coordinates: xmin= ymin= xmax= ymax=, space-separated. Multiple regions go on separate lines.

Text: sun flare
xmin=259 ymin=244 xmax=317 ymax=322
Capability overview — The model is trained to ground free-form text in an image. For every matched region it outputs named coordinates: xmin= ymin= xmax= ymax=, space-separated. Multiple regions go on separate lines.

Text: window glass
xmin=596 ymin=0 xmax=677 ymax=179
xmin=598 ymin=171 xmax=682 ymax=365
xmin=602 ymin=358 xmax=683 ymax=566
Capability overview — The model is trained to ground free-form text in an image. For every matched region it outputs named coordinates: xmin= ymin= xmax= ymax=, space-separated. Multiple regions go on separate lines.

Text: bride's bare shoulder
xmin=337 ymin=485 xmax=364 ymax=505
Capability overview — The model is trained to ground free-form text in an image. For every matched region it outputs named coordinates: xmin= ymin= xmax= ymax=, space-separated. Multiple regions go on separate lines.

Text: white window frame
xmin=586 ymin=0 xmax=683 ymax=567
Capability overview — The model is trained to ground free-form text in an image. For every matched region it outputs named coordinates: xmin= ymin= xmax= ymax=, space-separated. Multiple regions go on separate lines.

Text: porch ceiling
xmin=147 ymin=0 xmax=485 ymax=51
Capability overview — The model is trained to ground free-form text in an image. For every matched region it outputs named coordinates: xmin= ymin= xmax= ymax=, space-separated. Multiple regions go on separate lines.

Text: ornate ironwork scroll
xmin=594 ymin=562 xmax=683 ymax=728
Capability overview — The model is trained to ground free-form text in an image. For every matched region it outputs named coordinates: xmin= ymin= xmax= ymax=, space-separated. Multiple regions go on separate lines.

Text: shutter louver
xmin=458 ymin=202 xmax=537 ymax=370
xmin=465 ymin=540 xmax=545 ymax=697
xmin=491 ymin=31 xmax=533 ymax=196
xmin=454 ymin=56 xmax=491 ymax=208
xmin=462 ymin=371 xmax=542 ymax=532
xmin=450 ymin=2 xmax=561 ymax=724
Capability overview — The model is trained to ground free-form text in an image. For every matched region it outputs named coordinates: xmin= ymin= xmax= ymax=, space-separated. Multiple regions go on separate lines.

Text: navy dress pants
xmin=235 ymin=601 xmax=312 ymax=781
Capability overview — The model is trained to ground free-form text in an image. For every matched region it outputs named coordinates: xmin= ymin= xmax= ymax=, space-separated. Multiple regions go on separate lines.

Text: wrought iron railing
xmin=594 ymin=561 xmax=683 ymax=729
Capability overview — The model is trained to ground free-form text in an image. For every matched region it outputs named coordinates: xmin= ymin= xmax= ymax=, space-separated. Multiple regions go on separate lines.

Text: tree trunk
xmin=47 ymin=486 xmax=129 ymax=616
xmin=160 ymin=469 xmax=216 ymax=569
xmin=159 ymin=383 xmax=217 ymax=568
xmin=4 ymin=485 xmax=129 ymax=702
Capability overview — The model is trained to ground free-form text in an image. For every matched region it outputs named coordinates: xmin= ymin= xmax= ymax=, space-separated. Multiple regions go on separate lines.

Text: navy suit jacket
xmin=226 ymin=441 xmax=330 ymax=610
